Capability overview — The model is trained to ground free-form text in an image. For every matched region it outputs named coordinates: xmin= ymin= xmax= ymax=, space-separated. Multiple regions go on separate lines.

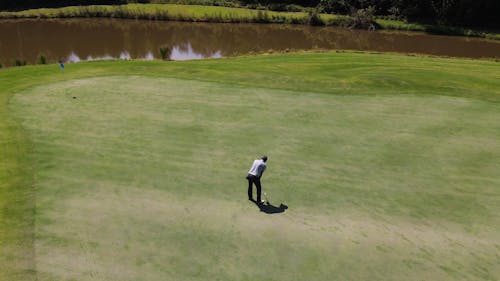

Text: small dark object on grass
xmin=73 ymin=96 xmax=77 ymax=99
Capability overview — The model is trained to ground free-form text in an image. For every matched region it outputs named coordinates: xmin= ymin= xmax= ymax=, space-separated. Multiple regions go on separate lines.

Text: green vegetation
xmin=315 ymin=0 xmax=500 ymax=28
xmin=159 ymin=46 xmax=172 ymax=60
xmin=374 ymin=19 xmax=500 ymax=40
xmin=2 ymin=0 xmax=499 ymax=29
xmin=375 ymin=18 xmax=426 ymax=31
xmin=14 ymin=59 xmax=27 ymax=67
xmin=1 ymin=52 xmax=500 ymax=280
xmin=0 ymin=4 xmax=345 ymax=25
xmin=349 ymin=5 xmax=376 ymax=29
xmin=1 ymin=4 xmax=498 ymax=40
xmin=37 ymin=53 xmax=47 ymax=65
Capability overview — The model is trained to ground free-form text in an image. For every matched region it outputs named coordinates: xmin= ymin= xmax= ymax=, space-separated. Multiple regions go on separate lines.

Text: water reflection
xmin=86 ymin=54 xmax=113 ymax=61
xmin=142 ymin=51 xmax=154 ymax=60
xmin=0 ymin=18 xmax=499 ymax=66
xmin=67 ymin=52 xmax=81 ymax=63
xmin=62 ymin=43 xmax=221 ymax=62
xmin=119 ymin=51 xmax=131 ymax=60
xmin=171 ymin=43 xmax=222 ymax=60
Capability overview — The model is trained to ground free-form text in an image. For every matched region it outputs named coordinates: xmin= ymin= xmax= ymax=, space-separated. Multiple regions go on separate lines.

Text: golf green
xmin=1 ymin=52 xmax=499 ymax=280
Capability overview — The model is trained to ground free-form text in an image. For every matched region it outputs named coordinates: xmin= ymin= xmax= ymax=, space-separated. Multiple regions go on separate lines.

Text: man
xmin=246 ymin=155 xmax=268 ymax=204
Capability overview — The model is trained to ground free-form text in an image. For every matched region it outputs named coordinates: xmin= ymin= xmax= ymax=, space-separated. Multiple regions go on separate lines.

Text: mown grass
xmin=1 ymin=52 xmax=499 ymax=280
xmin=0 ymin=76 xmax=35 ymax=281
xmin=1 ymin=3 xmax=498 ymax=39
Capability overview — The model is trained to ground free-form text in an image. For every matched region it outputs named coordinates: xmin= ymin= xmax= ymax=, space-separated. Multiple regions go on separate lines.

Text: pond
xmin=0 ymin=18 xmax=499 ymax=66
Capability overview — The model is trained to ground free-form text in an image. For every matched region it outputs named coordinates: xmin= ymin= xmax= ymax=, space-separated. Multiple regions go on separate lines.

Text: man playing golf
xmin=246 ymin=155 xmax=268 ymax=204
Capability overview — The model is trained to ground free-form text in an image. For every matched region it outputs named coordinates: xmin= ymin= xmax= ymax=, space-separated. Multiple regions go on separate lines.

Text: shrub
xmin=318 ymin=0 xmax=350 ymax=14
xmin=159 ymin=46 xmax=171 ymax=60
xmin=266 ymin=3 xmax=304 ymax=12
xmin=38 ymin=53 xmax=47 ymax=64
xmin=387 ymin=6 xmax=402 ymax=20
xmin=285 ymin=4 xmax=304 ymax=12
xmin=349 ymin=6 xmax=377 ymax=30
xmin=307 ymin=10 xmax=324 ymax=26
xmin=14 ymin=59 xmax=27 ymax=66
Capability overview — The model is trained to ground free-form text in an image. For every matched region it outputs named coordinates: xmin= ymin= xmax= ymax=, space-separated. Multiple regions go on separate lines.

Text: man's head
xmin=261 ymin=155 xmax=268 ymax=162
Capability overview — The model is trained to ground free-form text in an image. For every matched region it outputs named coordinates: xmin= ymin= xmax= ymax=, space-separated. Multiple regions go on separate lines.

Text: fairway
xmin=1 ymin=52 xmax=500 ymax=280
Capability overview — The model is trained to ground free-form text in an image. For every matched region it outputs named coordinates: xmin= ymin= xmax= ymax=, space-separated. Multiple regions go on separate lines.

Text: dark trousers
xmin=247 ymin=174 xmax=261 ymax=202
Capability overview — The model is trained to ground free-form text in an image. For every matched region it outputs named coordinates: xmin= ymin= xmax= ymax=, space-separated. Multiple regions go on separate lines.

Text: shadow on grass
xmin=250 ymin=199 xmax=288 ymax=214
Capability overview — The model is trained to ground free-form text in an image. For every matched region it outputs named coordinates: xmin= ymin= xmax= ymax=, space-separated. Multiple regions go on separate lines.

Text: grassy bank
xmin=1 ymin=52 xmax=500 ymax=280
xmin=0 ymin=4 xmax=348 ymax=25
xmin=1 ymin=4 xmax=499 ymax=40
xmin=375 ymin=18 xmax=500 ymax=40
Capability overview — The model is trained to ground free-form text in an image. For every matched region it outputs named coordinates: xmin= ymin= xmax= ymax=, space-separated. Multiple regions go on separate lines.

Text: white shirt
xmin=248 ymin=159 xmax=266 ymax=177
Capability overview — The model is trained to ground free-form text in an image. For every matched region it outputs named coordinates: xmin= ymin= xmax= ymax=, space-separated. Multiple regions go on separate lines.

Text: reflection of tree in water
xmin=130 ymin=22 xmax=323 ymax=57
xmin=0 ymin=18 xmax=499 ymax=65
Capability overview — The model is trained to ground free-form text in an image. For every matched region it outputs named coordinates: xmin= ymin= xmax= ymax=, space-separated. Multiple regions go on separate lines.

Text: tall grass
xmin=159 ymin=46 xmax=171 ymax=60
xmin=0 ymin=4 xmax=346 ymax=26
xmin=0 ymin=4 xmax=498 ymax=39
xmin=375 ymin=18 xmax=500 ymax=40
xmin=375 ymin=18 xmax=426 ymax=32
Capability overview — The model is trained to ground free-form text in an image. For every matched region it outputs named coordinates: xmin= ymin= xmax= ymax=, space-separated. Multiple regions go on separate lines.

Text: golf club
xmin=263 ymin=191 xmax=270 ymax=205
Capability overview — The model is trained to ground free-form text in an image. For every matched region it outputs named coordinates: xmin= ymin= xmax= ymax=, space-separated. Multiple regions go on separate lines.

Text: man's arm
xmin=259 ymin=169 xmax=265 ymax=179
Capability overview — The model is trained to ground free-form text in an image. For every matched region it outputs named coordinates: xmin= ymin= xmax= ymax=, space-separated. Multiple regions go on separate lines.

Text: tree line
xmin=313 ymin=0 xmax=499 ymax=27
xmin=1 ymin=0 xmax=498 ymax=28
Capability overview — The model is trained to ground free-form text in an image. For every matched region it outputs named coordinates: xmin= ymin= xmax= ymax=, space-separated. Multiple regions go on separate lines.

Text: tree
xmin=430 ymin=0 xmax=458 ymax=24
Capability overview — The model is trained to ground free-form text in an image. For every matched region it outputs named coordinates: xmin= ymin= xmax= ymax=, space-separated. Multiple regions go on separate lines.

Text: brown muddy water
xmin=0 ymin=18 xmax=499 ymax=66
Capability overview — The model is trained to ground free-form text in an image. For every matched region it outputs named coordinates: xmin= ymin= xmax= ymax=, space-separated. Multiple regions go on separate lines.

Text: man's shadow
xmin=251 ymin=200 xmax=288 ymax=214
